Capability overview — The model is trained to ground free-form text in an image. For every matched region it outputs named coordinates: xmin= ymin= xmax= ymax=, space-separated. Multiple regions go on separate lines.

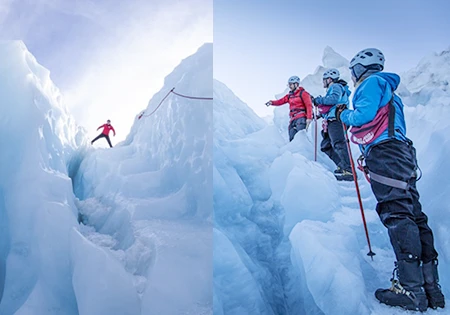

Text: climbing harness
xmin=138 ymin=87 xmax=212 ymax=119
xmin=357 ymin=153 xmax=420 ymax=190
xmin=357 ymin=155 xmax=371 ymax=183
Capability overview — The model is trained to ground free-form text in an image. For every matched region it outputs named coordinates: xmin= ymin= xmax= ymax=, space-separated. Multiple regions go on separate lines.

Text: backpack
xmin=336 ymin=79 xmax=348 ymax=87
xmin=288 ymin=88 xmax=306 ymax=104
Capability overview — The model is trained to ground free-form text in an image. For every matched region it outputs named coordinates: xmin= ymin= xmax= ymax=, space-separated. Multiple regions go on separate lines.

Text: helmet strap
xmin=289 ymin=82 xmax=298 ymax=91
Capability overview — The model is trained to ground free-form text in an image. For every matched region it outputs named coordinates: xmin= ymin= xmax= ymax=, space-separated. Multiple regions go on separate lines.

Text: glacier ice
xmin=0 ymin=40 xmax=212 ymax=314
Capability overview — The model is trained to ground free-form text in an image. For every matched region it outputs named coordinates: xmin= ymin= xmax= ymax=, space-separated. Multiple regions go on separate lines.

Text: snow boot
xmin=375 ymin=260 xmax=428 ymax=312
xmin=335 ymin=169 xmax=354 ymax=181
xmin=423 ymin=260 xmax=445 ymax=309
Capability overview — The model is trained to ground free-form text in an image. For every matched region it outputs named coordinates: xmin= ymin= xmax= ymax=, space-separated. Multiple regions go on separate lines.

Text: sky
xmin=214 ymin=0 xmax=450 ymax=118
xmin=0 ymin=0 xmax=212 ymax=144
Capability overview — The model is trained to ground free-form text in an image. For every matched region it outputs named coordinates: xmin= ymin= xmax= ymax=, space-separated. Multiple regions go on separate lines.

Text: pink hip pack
xmin=349 ymin=103 xmax=390 ymax=145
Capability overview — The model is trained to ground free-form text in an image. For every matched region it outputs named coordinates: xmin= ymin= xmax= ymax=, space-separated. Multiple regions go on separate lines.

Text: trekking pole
xmin=314 ymin=107 xmax=318 ymax=162
xmin=342 ymin=123 xmax=376 ymax=260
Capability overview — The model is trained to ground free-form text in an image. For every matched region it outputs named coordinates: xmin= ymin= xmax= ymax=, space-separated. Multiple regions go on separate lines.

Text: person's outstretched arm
xmin=269 ymin=94 xmax=289 ymax=106
xmin=97 ymin=124 xmax=104 ymax=131
xmin=111 ymin=126 xmax=116 ymax=136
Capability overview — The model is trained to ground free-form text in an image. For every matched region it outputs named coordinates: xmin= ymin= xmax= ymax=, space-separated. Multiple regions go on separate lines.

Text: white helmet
xmin=323 ymin=68 xmax=340 ymax=80
xmin=288 ymin=76 xmax=300 ymax=84
xmin=349 ymin=48 xmax=385 ymax=70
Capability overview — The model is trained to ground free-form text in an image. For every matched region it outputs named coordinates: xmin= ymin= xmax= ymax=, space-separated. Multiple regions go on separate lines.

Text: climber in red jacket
xmin=266 ymin=75 xmax=313 ymax=141
xmin=91 ymin=119 xmax=116 ymax=148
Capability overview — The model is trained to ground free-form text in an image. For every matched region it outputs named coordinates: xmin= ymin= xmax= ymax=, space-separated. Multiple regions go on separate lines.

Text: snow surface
xmin=0 ymin=40 xmax=212 ymax=314
xmin=213 ymin=46 xmax=450 ymax=314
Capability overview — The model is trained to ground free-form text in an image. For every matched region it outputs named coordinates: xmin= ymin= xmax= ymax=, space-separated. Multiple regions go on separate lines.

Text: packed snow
xmin=213 ymin=46 xmax=450 ymax=314
xmin=0 ymin=40 xmax=212 ymax=314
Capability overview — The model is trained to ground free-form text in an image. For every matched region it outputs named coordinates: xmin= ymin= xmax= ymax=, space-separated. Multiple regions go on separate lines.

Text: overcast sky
xmin=214 ymin=0 xmax=450 ymax=117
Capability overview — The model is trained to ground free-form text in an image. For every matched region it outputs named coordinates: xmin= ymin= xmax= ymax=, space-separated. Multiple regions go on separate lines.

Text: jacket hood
xmin=335 ymin=80 xmax=351 ymax=97
xmin=373 ymin=72 xmax=400 ymax=91
xmin=343 ymin=85 xmax=351 ymax=97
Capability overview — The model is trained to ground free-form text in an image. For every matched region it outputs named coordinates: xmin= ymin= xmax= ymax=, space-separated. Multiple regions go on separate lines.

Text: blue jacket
xmin=340 ymin=72 xmax=408 ymax=154
xmin=315 ymin=83 xmax=351 ymax=121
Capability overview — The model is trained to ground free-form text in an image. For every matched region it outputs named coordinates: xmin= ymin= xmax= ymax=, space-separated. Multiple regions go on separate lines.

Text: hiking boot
xmin=375 ymin=284 xmax=428 ymax=312
xmin=423 ymin=260 xmax=445 ymax=309
xmin=375 ymin=260 xmax=428 ymax=312
xmin=334 ymin=167 xmax=342 ymax=174
xmin=335 ymin=169 xmax=354 ymax=181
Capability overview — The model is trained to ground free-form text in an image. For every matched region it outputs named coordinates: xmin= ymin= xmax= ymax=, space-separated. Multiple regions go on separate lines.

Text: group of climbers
xmin=266 ymin=48 xmax=445 ymax=312
xmin=266 ymin=68 xmax=353 ymax=181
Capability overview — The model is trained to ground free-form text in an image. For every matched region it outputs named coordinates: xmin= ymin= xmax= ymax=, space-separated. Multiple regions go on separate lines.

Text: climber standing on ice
xmin=336 ymin=48 xmax=445 ymax=312
xmin=91 ymin=119 xmax=116 ymax=148
xmin=265 ymin=76 xmax=313 ymax=141
xmin=313 ymin=68 xmax=353 ymax=181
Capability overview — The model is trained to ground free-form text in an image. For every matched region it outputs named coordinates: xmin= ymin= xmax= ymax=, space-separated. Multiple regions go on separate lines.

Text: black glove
xmin=313 ymin=96 xmax=321 ymax=106
xmin=335 ymin=104 xmax=347 ymax=122
xmin=314 ymin=111 xmax=322 ymax=119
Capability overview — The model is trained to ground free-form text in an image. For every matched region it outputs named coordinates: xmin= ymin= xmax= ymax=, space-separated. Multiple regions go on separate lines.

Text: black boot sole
xmin=428 ymin=297 xmax=445 ymax=309
xmin=335 ymin=174 xmax=354 ymax=181
xmin=426 ymin=288 xmax=445 ymax=309
xmin=375 ymin=289 xmax=428 ymax=312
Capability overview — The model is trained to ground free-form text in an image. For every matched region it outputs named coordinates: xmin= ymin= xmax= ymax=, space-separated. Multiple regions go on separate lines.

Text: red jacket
xmin=98 ymin=124 xmax=116 ymax=136
xmin=271 ymin=87 xmax=313 ymax=122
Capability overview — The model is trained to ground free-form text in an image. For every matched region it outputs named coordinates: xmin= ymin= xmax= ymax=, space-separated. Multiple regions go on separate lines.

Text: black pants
xmin=365 ymin=139 xmax=438 ymax=263
xmin=288 ymin=117 xmax=306 ymax=142
xmin=91 ymin=133 xmax=113 ymax=148
xmin=320 ymin=120 xmax=351 ymax=171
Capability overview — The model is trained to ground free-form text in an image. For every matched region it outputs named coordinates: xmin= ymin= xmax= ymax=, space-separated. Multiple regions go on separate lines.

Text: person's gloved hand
xmin=313 ymin=96 xmax=322 ymax=106
xmin=306 ymin=119 xmax=312 ymax=131
xmin=265 ymin=101 xmax=272 ymax=107
xmin=335 ymin=104 xmax=347 ymax=122
xmin=314 ymin=112 xmax=322 ymax=120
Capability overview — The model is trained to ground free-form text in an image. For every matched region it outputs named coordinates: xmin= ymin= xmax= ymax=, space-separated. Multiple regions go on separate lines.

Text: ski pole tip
xmin=367 ymin=251 xmax=376 ymax=261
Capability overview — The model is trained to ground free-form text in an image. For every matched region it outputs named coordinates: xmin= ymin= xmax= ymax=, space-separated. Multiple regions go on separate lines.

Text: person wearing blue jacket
xmin=336 ymin=48 xmax=444 ymax=312
xmin=313 ymin=69 xmax=353 ymax=181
